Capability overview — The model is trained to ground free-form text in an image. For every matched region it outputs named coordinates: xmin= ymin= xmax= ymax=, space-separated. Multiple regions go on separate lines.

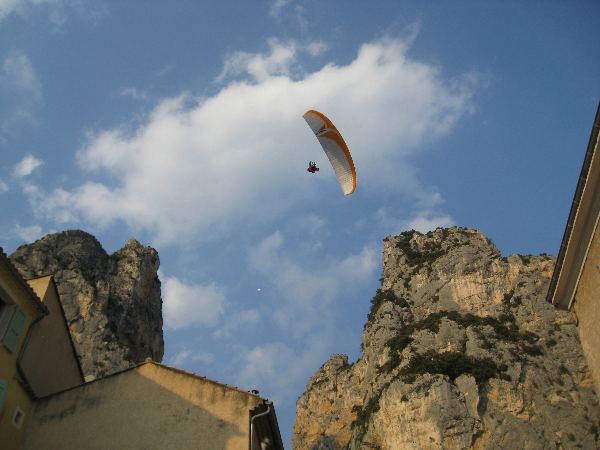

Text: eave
xmin=547 ymin=101 xmax=600 ymax=310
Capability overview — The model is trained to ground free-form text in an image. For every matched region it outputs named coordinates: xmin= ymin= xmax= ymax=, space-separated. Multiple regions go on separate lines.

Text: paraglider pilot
xmin=307 ymin=161 xmax=319 ymax=173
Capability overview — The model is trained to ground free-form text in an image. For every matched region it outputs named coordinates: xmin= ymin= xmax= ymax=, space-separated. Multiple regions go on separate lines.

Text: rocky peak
xmin=293 ymin=227 xmax=599 ymax=450
xmin=10 ymin=230 xmax=164 ymax=380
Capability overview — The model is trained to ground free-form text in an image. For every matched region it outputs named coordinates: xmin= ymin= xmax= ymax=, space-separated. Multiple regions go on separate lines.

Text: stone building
xmin=1 ymin=244 xmax=284 ymax=450
xmin=0 ymin=249 xmax=84 ymax=450
xmin=19 ymin=359 xmax=284 ymax=450
xmin=547 ymin=100 xmax=600 ymax=394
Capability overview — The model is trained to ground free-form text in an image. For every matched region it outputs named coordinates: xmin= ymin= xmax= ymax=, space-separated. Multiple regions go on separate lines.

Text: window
xmin=0 ymin=304 xmax=28 ymax=353
xmin=12 ymin=406 xmax=25 ymax=428
xmin=0 ymin=296 xmax=10 ymax=336
xmin=0 ymin=379 xmax=9 ymax=412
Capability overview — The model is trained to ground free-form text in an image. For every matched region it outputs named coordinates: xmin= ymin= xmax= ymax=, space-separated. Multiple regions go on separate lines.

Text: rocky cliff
xmin=293 ymin=227 xmax=600 ymax=450
xmin=10 ymin=230 xmax=164 ymax=380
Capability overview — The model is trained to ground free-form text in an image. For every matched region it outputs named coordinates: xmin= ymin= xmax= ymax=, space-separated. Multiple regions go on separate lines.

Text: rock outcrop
xmin=10 ymin=230 xmax=164 ymax=380
xmin=293 ymin=227 xmax=600 ymax=450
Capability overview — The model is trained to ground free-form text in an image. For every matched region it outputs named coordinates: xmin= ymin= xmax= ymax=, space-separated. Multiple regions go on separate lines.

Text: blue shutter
xmin=1 ymin=305 xmax=28 ymax=353
xmin=0 ymin=379 xmax=9 ymax=411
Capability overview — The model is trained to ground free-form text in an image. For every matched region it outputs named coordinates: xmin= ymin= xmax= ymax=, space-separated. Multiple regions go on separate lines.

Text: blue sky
xmin=1 ymin=0 xmax=599 ymax=446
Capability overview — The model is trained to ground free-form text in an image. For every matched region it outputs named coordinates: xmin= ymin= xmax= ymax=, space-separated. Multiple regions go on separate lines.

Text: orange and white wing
xmin=303 ymin=110 xmax=356 ymax=195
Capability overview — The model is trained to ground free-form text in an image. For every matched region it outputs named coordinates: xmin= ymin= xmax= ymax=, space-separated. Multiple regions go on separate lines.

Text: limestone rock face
xmin=293 ymin=227 xmax=600 ymax=450
xmin=10 ymin=230 xmax=164 ymax=380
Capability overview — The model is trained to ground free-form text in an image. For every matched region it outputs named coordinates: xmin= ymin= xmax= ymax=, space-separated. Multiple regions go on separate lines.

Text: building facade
xmin=547 ymin=101 xmax=600 ymax=395
xmin=0 ymin=249 xmax=84 ymax=450
xmin=20 ymin=360 xmax=284 ymax=450
xmin=2 ymin=245 xmax=284 ymax=449
xmin=0 ymin=247 xmax=49 ymax=450
xmin=19 ymin=275 xmax=85 ymax=398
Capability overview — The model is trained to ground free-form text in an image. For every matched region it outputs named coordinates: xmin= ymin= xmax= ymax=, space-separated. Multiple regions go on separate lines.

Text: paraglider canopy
xmin=303 ymin=110 xmax=356 ymax=195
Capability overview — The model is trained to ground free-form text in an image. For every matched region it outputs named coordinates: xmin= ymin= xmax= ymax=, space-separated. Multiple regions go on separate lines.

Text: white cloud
xmin=295 ymin=214 xmax=326 ymax=235
xmin=217 ymin=38 xmax=299 ymax=83
xmin=121 ymin=87 xmax=149 ymax=100
xmin=0 ymin=0 xmax=61 ymax=18
xmin=337 ymin=245 xmax=379 ymax=283
xmin=14 ymin=223 xmax=42 ymax=243
xmin=293 ymin=5 xmax=308 ymax=31
xmin=161 ymin=272 xmax=227 ymax=330
xmin=237 ymin=228 xmax=381 ymax=400
xmin=0 ymin=0 xmax=54 ymax=20
xmin=0 ymin=179 xmax=8 ymax=193
xmin=14 ymin=154 xmax=43 ymax=178
xmin=401 ymin=188 xmax=455 ymax=233
xmin=170 ymin=349 xmax=215 ymax=367
xmin=3 ymin=55 xmax=42 ymax=95
xmin=248 ymin=231 xmax=379 ymax=339
xmin=404 ymin=211 xmax=455 ymax=234
xmin=26 ymin=34 xmax=482 ymax=245
xmin=170 ymin=349 xmax=191 ymax=367
xmin=249 ymin=231 xmax=339 ymax=335
xmin=0 ymin=0 xmax=107 ymax=29
xmin=238 ymin=342 xmax=299 ymax=392
xmin=248 ymin=230 xmax=285 ymax=273
xmin=271 ymin=262 xmax=339 ymax=334
xmin=268 ymin=0 xmax=308 ymax=31
xmin=306 ymin=41 xmax=327 ymax=56
xmin=23 ymin=183 xmax=81 ymax=224
xmin=374 ymin=206 xmax=455 ymax=236
xmin=1 ymin=54 xmax=43 ymax=133
xmin=235 ymin=338 xmax=328 ymax=403
xmin=213 ymin=309 xmax=260 ymax=339
xmin=268 ymin=0 xmax=290 ymax=19
xmin=157 ymin=64 xmax=173 ymax=77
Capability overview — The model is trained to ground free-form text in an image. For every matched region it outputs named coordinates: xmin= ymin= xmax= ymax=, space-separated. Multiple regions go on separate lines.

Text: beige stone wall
xmin=573 ymin=219 xmax=600 ymax=395
xmin=20 ymin=276 xmax=84 ymax=398
xmin=20 ymin=362 xmax=264 ymax=450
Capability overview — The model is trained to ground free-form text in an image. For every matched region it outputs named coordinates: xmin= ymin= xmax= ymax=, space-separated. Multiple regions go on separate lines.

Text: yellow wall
xmin=572 ymin=219 xmax=600 ymax=395
xmin=0 ymin=263 xmax=44 ymax=450
xmin=0 ymin=377 xmax=32 ymax=450
xmin=20 ymin=361 xmax=266 ymax=450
